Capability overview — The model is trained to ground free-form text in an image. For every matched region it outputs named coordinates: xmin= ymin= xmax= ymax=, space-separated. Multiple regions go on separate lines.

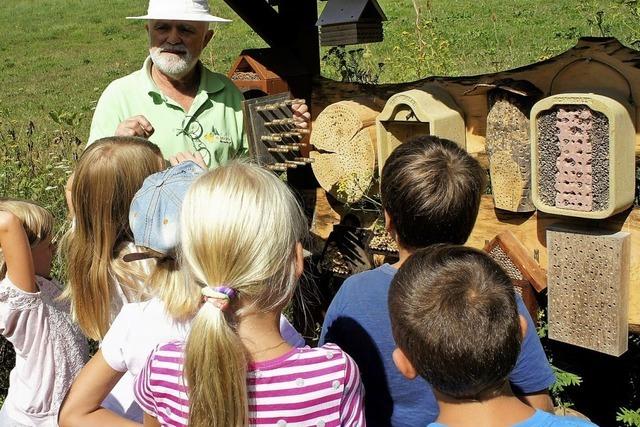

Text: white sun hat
xmin=127 ymin=0 xmax=232 ymax=23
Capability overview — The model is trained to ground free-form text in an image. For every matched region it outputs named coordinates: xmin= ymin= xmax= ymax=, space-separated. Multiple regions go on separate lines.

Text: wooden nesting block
xmin=310 ymin=98 xmax=381 ymax=203
xmin=486 ymin=90 xmax=536 ymax=212
xmin=547 ymin=226 xmax=630 ymax=356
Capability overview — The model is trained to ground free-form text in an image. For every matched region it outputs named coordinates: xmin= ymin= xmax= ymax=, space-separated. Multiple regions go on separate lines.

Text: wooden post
xmin=278 ymin=0 xmax=320 ymax=76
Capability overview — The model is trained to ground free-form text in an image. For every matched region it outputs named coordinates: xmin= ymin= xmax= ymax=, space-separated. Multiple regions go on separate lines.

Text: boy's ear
xmin=384 ymin=210 xmax=394 ymax=234
xmin=294 ymin=242 xmax=304 ymax=278
xmin=392 ymin=348 xmax=417 ymax=380
xmin=518 ymin=314 xmax=528 ymax=341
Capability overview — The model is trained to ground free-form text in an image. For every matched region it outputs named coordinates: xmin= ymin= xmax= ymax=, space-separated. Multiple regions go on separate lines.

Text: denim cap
xmin=128 ymin=160 xmax=205 ymax=257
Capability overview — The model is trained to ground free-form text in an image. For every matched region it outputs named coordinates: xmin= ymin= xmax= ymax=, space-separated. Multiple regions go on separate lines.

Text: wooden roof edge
xmin=317 ymin=0 xmax=387 ymax=26
xmin=234 ymin=48 xmax=309 ymax=77
xmin=484 ymin=230 xmax=548 ymax=292
xmin=313 ymin=37 xmax=640 ymax=91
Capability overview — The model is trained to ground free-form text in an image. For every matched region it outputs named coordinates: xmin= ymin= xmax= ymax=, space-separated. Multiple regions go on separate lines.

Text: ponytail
xmin=185 ymin=302 xmax=247 ymax=427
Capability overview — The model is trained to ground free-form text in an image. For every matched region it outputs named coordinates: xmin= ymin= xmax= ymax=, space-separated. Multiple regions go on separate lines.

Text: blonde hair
xmin=181 ymin=162 xmax=307 ymax=427
xmin=61 ymin=137 xmax=164 ymax=340
xmin=0 ymin=199 xmax=54 ymax=279
xmin=146 ymin=255 xmax=200 ymax=321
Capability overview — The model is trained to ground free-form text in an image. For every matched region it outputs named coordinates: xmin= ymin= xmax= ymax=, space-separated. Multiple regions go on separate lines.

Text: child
xmin=0 ymin=199 xmax=88 ymax=426
xmin=389 ymin=245 xmax=596 ymax=427
xmin=59 ymin=160 xmax=306 ymax=425
xmin=61 ymin=136 xmax=165 ymax=341
xmin=134 ymin=162 xmax=365 ymax=427
xmin=320 ymin=135 xmax=556 ymax=426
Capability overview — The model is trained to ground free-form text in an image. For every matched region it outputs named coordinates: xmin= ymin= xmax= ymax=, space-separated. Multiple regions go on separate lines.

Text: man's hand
xmin=169 ymin=151 xmax=207 ymax=170
xmin=115 ymin=115 xmax=155 ymax=138
xmin=291 ymin=103 xmax=311 ymax=129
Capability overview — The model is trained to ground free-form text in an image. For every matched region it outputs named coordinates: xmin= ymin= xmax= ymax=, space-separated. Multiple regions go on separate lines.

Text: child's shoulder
xmin=517 ymin=410 xmax=598 ymax=427
xmin=340 ymin=263 xmax=397 ymax=294
xmin=0 ymin=275 xmax=41 ymax=310
xmin=274 ymin=343 xmax=353 ymax=368
xmin=155 ymin=340 xmax=185 ymax=355
xmin=313 ymin=343 xmax=360 ymax=371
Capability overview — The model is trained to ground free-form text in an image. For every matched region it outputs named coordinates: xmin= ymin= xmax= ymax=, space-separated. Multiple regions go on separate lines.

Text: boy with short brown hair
xmin=389 ymin=244 xmax=595 ymax=427
xmin=320 ymin=135 xmax=556 ymax=426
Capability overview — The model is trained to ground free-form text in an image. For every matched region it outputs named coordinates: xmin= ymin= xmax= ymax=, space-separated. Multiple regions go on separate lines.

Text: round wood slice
xmin=310 ymin=100 xmax=379 ymax=203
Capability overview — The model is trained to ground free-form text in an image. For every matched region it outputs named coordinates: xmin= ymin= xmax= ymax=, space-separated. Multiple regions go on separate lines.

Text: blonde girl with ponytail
xmin=134 ymin=162 xmax=365 ymax=427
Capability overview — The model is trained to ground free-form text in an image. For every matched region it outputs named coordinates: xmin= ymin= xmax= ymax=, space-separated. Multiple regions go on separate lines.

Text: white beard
xmin=149 ymin=45 xmax=197 ymax=78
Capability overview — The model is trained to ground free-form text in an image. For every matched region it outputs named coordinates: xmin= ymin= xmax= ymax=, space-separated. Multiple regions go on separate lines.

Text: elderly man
xmin=88 ymin=0 xmax=309 ymax=168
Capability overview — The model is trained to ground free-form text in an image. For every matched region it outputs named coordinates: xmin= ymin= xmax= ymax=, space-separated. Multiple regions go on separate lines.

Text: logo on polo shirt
xmin=203 ymin=128 xmax=232 ymax=145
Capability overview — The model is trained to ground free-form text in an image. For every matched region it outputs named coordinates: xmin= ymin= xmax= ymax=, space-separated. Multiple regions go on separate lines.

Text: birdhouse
xmin=316 ymin=0 xmax=387 ymax=46
xmin=530 ymin=93 xmax=635 ymax=219
xmin=228 ymin=48 xmax=307 ymax=98
xmin=376 ymin=85 xmax=466 ymax=177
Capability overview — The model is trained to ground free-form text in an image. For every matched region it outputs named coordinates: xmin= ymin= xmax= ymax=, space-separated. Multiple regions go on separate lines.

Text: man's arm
xmin=88 ymin=83 xmax=153 ymax=145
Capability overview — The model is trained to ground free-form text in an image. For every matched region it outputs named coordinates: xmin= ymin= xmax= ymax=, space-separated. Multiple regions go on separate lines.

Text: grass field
xmin=2 ymin=0 xmax=640 ymax=424
xmin=2 ymin=0 xmax=640 ymax=139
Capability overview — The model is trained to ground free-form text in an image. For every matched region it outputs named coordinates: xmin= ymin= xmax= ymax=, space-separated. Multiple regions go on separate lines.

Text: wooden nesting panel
xmin=547 ymin=226 xmax=630 ymax=356
xmin=243 ymin=93 xmax=312 ymax=171
xmin=486 ymin=90 xmax=536 ymax=212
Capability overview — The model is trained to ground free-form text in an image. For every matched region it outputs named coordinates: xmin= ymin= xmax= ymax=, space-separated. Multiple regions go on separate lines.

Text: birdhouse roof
xmin=228 ymin=48 xmax=308 ymax=80
xmin=317 ymin=0 xmax=387 ymax=26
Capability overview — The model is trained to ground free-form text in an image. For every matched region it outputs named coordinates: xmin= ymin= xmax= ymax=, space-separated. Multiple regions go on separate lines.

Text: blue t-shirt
xmin=428 ymin=409 xmax=598 ymax=426
xmin=319 ymin=264 xmax=556 ymax=427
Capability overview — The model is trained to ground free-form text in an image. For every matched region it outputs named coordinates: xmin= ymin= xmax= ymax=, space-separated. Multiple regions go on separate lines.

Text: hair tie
xmin=201 ymin=286 xmax=237 ymax=312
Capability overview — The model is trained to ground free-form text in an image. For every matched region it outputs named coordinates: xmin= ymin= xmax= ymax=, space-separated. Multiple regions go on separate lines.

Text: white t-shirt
xmin=100 ymin=297 xmax=305 ymax=422
xmin=0 ymin=276 xmax=89 ymax=426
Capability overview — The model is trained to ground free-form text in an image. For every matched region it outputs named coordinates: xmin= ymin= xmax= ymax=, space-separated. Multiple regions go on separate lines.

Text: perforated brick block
xmin=547 ymin=226 xmax=630 ymax=356
xmin=531 ymin=94 xmax=635 ymax=219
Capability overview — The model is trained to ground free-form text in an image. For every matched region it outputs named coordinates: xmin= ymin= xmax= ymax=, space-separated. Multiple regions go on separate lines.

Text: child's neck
xmin=434 ymin=386 xmax=536 ymax=427
xmin=391 ymin=245 xmax=414 ymax=269
xmin=237 ymin=311 xmax=292 ymax=363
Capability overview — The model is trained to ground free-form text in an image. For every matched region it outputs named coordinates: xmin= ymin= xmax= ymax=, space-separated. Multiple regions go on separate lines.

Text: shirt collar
xmin=141 ymin=56 xmax=226 ymax=98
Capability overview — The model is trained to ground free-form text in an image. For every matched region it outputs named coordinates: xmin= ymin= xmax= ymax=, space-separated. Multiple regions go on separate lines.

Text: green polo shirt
xmin=88 ymin=57 xmax=247 ymax=168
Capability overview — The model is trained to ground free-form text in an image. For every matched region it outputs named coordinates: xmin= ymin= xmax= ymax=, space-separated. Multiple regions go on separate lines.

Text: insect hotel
xmin=220 ymin=0 xmax=639 ymax=418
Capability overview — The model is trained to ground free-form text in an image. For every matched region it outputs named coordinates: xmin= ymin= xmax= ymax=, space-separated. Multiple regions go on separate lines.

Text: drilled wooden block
xmin=547 ymin=226 xmax=630 ymax=356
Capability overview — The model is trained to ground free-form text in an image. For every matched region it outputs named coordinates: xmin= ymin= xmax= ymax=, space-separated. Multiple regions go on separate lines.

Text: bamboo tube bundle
xmin=310 ymin=99 xmax=381 ymax=204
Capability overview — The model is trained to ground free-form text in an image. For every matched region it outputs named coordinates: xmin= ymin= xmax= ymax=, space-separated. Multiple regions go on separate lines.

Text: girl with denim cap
xmin=131 ymin=162 xmax=364 ymax=427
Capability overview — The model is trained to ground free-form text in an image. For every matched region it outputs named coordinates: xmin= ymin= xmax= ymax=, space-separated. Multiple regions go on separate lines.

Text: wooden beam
xmin=278 ymin=0 xmax=320 ymax=75
xmin=223 ymin=0 xmax=287 ymax=47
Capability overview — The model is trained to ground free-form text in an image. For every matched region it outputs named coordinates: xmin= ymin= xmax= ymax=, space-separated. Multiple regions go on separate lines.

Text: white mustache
xmin=159 ymin=45 xmax=188 ymax=54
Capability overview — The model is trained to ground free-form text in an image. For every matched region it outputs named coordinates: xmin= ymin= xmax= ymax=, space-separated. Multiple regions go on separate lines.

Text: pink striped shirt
xmin=134 ymin=341 xmax=365 ymax=426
